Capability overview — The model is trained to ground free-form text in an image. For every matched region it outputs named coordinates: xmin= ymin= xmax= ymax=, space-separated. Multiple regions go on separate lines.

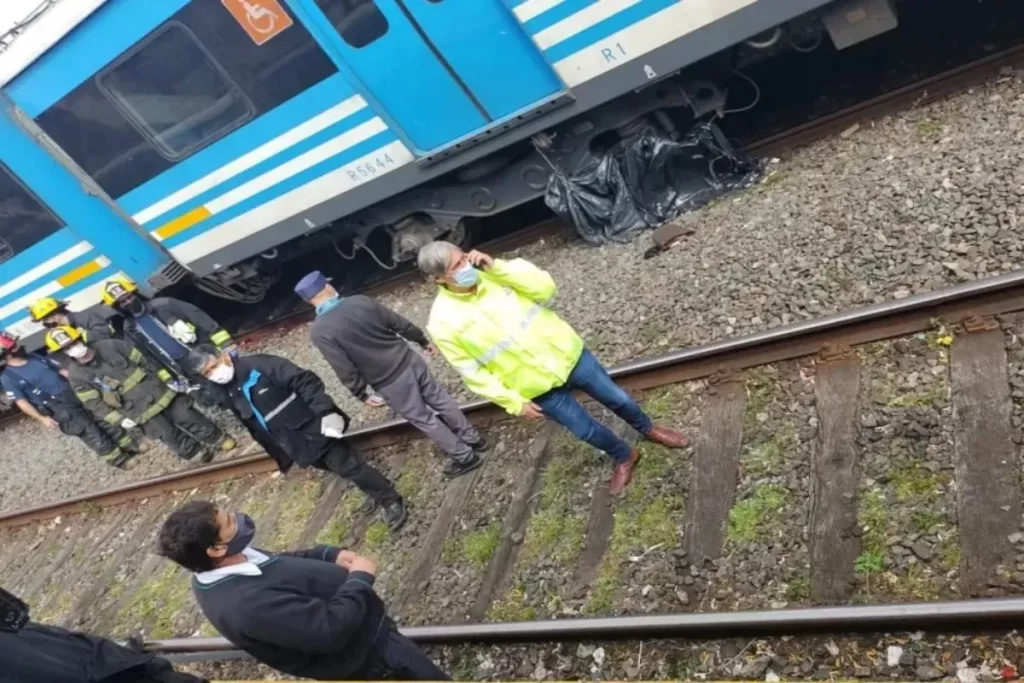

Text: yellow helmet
xmin=44 ymin=325 xmax=82 ymax=353
xmin=28 ymin=296 xmax=65 ymax=322
xmin=100 ymin=276 xmax=138 ymax=307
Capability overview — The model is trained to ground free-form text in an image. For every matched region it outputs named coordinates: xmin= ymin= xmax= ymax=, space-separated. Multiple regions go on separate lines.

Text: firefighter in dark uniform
xmin=28 ymin=296 xmax=116 ymax=342
xmin=45 ymin=326 xmax=235 ymax=463
xmin=0 ymin=586 xmax=207 ymax=682
xmin=99 ymin=277 xmax=234 ymax=408
xmin=189 ymin=344 xmax=408 ymax=530
xmin=0 ymin=331 xmax=138 ymax=468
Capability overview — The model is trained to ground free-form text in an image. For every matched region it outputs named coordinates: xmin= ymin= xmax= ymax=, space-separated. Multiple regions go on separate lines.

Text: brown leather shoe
xmin=646 ymin=425 xmax=689 ymax=449
xmin=609 ymin=448 xmax=642 ymax=496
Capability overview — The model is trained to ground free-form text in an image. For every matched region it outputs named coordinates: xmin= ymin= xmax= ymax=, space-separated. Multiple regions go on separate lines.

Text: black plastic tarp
xmin=544 ymin=121 xmax=762 ymax=245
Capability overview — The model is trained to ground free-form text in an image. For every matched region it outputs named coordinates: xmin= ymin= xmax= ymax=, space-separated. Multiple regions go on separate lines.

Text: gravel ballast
xmin=2 ymin=70 xmax=1023 ymax=513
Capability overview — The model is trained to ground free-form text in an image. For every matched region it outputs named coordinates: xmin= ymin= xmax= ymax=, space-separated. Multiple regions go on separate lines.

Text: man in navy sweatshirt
xmin=158 ymin=500 xmax=447 ymax=681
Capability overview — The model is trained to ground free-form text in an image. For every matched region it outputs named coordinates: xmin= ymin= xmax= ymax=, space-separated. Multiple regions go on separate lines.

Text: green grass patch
xmin=916 ymin=119 xmax=942 ymax=138
xmin=854 ymin=552 xmax=884 ymax=574
xmin=741 ymin=427 xmax=793 ymax=477
xmin=363 ymin=521 xmax=390 ymax=553
xmin=858 ymin=489 xmax=887 ymax=557
xmin=786 ymin=576 xmax=811 ymax=602
xmin=911 ymin=509 xmax=945 ymax=534
xmin=892 ymin=463 xmax=944 ymax=502
xmin=461 ymin=523 xmax=502 ymax=569
xmin=727 ymin=483 xmax=790 ymax=545
xmin=488 ymin=584 xmax=537 ymax=622
xmin=267 ymin=479 xmax=323 ymax=550
xmin=886 ymin=385 xmax=946 ymax=409
xmin=397 ymin=450 xmax=431 ymax=500
xmin=117 ymin=564 xmax=192 ymax=639
xmin=642 ymin=387 xmax=682 ymax=423
xmin=519 ymin=438 xmax=591 ymax=565
xmin=938 ymin=531 xmax=961 ymax=573
xmin=743 ymin=374 xmax=778 ymax=432
xmin=586 ymin=445 xmax=682 ymax=613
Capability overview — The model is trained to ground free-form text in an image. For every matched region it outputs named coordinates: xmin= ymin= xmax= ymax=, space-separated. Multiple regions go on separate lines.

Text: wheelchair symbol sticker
xmin=221 ymin=0 xmax=294 ymax=45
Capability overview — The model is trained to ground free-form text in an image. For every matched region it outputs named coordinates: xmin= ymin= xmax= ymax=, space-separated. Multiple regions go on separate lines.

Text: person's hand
xmin=466 ymin=250 xmax=494 ymax=270
xmin=350 ymin=555 xmax=378 ymax=576
xmin=335 ymin=549 xmax=358 ymax=569
xmin=364 ymin=395 xmax=386 ymax=408
xmin=424 ymin=344 xmax=438 ymax=358
xmin=38 ymin=416 xmax=59 ymax=430
xmin=520 ymin=402 xmax=544 ymax=421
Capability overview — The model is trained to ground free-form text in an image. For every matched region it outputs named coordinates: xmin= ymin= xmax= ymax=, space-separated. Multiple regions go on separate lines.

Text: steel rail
xmin=149 ymin=597 xmax=1024 ymax=662
xmin=5 ymin=268 xmax=1024 ymax=528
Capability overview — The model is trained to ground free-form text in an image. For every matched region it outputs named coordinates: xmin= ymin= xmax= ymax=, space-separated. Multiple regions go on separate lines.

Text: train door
xmin=284 ymin=0 xmax=567 ymax=155
xmin=0 ymin=97 xmax=170 ymax=298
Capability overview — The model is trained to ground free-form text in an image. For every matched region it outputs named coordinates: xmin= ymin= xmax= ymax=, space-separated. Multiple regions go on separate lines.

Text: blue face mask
xmin=452 ymin=264 xmax=479 ymax=287
xmin=315 ymin=294 xmax=343 ymax=317
xmin=224 ymin=512 xmax=256 ymax=556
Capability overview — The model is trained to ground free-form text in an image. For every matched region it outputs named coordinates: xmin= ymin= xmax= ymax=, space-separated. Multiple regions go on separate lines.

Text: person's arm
xmin=12 ymin=399 xmax=56 ymax=428
xmin=310 ymin=330 xmax=370 ymax=401
xmin=275 ymin=545 xmax=342 ymax=563
xmin=164 ymin=298 xmax=233 ymax=349
xmin=433 ymin=334 xmax=528 ymax=415
xmin=261 ymin=355 xmax=338 ymax=416
xmin=236 ymin=579 xmax=378 ymax=654
xmin=484 ymin=258 xmax=557 ymax=304
xmin=373 ymin=299 xmax=429 ymax=347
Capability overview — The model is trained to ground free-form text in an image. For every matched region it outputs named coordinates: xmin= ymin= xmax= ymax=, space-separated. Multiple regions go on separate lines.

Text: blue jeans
xmin=533 ymin=350 xmax=653 ymax=462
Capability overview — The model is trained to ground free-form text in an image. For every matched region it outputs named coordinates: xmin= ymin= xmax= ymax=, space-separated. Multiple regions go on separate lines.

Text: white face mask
xmin=66 ymin=343 xmax=89 ymax=360
xmin=207 ymin=363 xmax=235 ymax=384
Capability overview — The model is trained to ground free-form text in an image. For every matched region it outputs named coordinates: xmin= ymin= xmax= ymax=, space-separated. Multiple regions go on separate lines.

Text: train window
xmin=35 ymin=1 xmax=338 ymax=199
xmin=98 ymin=23 xmax=254 ymax=160
xmin=0 ymin=163 xmax=64 ymax=266
xmin=316 ymin=0 xmax=389 ymax=48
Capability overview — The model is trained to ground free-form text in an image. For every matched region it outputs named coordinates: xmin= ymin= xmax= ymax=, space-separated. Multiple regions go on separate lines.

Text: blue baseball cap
xmin=294 ymin=270 xmax=331 ymax=301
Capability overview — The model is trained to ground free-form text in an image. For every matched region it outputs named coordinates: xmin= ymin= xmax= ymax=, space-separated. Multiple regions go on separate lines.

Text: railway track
xmin=3 ymin=44 xmax=1024 ymax=678
xmin=6 ymin=267 xmax=1024 ymax=669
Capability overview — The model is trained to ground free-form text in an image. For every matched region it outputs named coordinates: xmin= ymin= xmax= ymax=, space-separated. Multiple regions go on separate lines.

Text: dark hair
xmin=158 ymin=500 xmax=221 ymax=572
xmin=187 ymin=344 xmax=221 ymax=375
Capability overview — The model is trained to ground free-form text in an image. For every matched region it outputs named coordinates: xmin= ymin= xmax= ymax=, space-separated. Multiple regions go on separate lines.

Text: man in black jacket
xmin=188 ymin=345 xmax=407 ymax=530
xmin=158 ymin=500 xmax=447 ymax=681
xmin=296 ymin=270 xmax=486 ymax=478
xmin=0 ymin=586 xmax=205 ymax=682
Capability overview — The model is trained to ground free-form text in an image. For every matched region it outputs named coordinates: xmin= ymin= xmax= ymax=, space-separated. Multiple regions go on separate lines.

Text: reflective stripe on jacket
xmin=426 ymin=258 xmax=583 ymax=415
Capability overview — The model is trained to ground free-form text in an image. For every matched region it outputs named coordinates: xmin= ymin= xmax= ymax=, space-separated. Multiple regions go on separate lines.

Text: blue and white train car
xmin=0 ymin=0 xmax=896 ymax=337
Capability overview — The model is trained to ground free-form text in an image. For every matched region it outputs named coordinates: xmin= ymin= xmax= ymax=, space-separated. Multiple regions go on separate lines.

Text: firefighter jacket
xmin=223 ymin=354 xmax=349 ymax=471
xmin=67 ymin=339 xmax=178 ymax=427
xmin=67 ymin=307 xmax=116 ymax=343
xmin=118 ymin=297 xmax=233 ymax=374
xmin=426 ymin=258 xmax=584 ymax=416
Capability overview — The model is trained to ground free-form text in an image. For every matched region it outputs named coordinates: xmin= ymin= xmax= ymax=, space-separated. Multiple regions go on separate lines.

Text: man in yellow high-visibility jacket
xmin=418 ymin=242 xmax=688 ymax=496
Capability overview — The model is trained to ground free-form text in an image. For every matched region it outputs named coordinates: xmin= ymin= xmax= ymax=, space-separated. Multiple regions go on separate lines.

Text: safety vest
xmin=426 ymin=259 xmax=583 ymax=415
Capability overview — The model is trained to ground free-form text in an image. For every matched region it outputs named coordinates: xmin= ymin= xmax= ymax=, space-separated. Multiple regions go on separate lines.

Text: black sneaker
xmin=468 ymin=435 xmax=489 ymax=454
xmin=383 ymin=498 xmax=408 ymax=531
xmin=443 ymin=452 xmax=483 ymax=479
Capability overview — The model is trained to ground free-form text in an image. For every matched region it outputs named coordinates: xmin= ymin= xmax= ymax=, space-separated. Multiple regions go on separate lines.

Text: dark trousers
xmin=359 ymin=630 xmax=449 ymax=681
xmin=142 ymin=395 xmax=222 ymax=460
xmin=533 ymin=349 xmax=653 ymax=462
xmin=106 ymin=658 xmax=207 ymax=682
xmin=314 ymin=441 xmax=400 ymax=505
xmin=51 ymin=402 xmax=134 ymax=464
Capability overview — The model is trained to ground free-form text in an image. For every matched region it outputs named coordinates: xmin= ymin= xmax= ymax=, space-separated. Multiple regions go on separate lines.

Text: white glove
xmin=320 ymin=413 xmax=348 ymax=439
xmin=121 ymin=418 xmax=138 ymax=429
xmin=169 ymin=320 xmax=197 ymax=345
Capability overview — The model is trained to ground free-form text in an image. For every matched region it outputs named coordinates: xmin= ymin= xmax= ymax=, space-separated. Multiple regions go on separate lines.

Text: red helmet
xmin=0 ymin=332 xmax=18 ymax=358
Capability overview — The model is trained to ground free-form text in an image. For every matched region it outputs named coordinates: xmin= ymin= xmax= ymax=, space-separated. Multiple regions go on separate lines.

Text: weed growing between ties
xmin=487 ymin=434 xmax=597 ymax=621
xmin=854 ymin=339 xmax=957 ymax=601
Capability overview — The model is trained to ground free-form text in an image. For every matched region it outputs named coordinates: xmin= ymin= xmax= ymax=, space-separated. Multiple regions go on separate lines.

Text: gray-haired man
xmin=294 ymin=271 xmax=486 ymax=478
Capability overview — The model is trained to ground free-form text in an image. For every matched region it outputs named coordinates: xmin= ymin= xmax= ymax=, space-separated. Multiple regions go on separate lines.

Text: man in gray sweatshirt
xmin=296 ymin=271 xmax=486 ymax=478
